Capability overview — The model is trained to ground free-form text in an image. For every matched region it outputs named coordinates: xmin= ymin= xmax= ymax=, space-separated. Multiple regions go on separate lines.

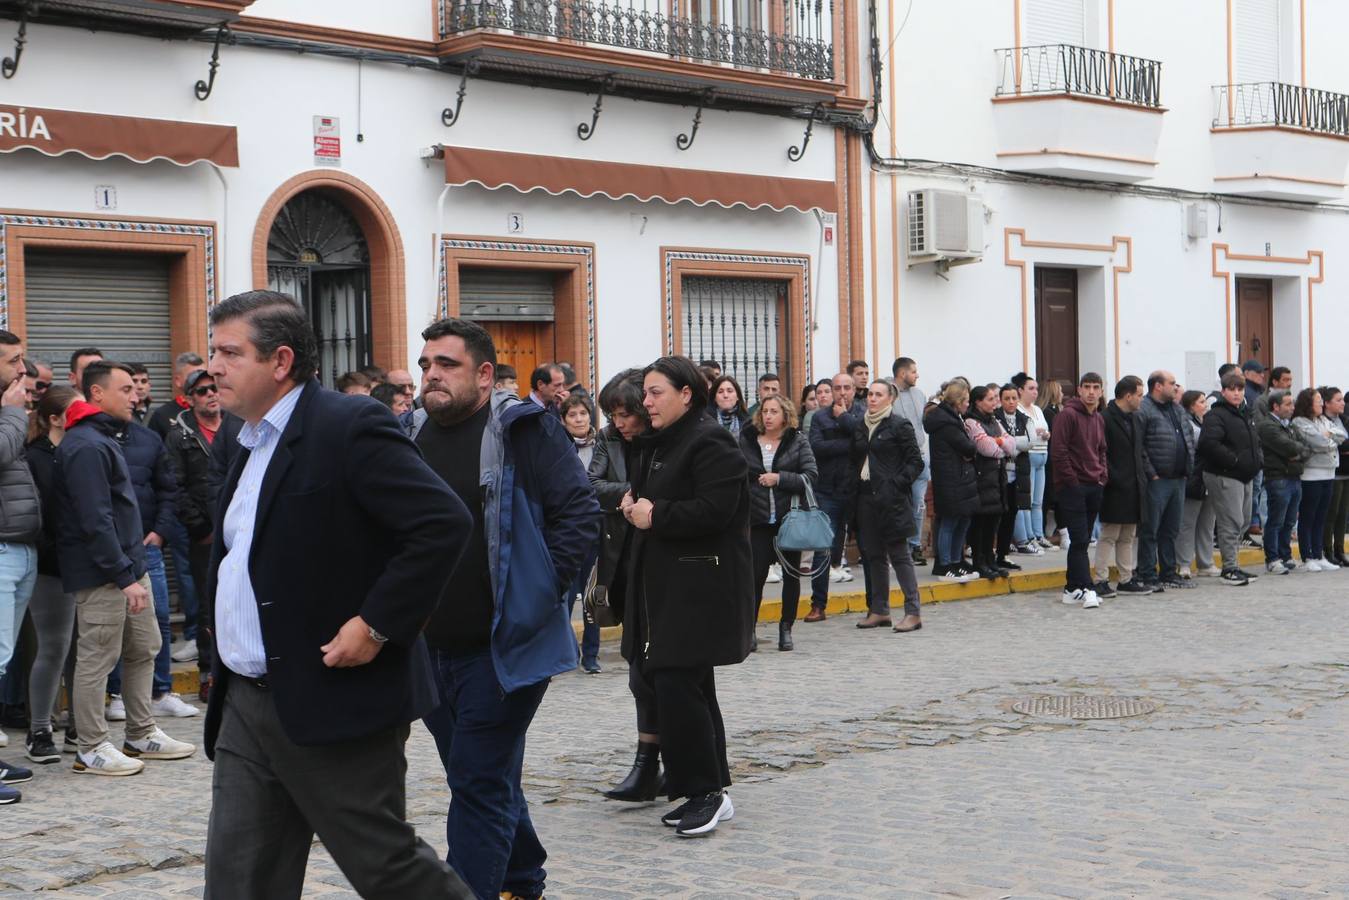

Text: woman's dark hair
xmin=598 ymin=368 xmax=648 ymax=424
xmin=1010 ymin=371 xmax=1031 ymax=390
xmin=969 ymin=384 xmax=994 ymax=406
xmin=1180 ymin=389 xmax=1205 ymax=412
xmin=798 ymin=382 xmax=816 ymax=419
xmin=559 ymin=392 xmax=594 ymax=429
xmin=644 ymin=356 xmax=709 ymax=410
xmin=1318 ymin=385 xmax=1342 ymax=407
xmin=1293 ymin=386 xmax=1321 ymax=419
xmin=999 ymin=382 xmax=1018 ymax=398
xmin=707 ymin=375 xmax=747 ymax=415
xmin=30 ymin=385 xmax=79 ymax=442
xmin=209 ymin=290 xmax=320 ymax=383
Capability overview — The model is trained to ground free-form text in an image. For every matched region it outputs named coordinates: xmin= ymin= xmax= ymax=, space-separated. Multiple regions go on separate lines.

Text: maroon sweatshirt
xmin=1050 ymin=397 xmax=1108 ymax=490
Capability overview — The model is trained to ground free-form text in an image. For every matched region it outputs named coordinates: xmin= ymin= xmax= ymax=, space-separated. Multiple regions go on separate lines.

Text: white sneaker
xmin=840 ymin=565 xmax=855 ymax=582
xmin=150 ymin=692 xmax=199 ymax=718
xmin=1062 ymin=588 xmax=1086 ymax=605
xmin=1059 ymin=530 xmax=1071 ymax=551
xmin=1303 ymin=558 xmax=1324 ymax=572
xmin=170 ymin=641 xmax=199 ymax=663
xmin=829 ymin=566 xmax=845 ymax=583
xmin=1082 ymin=590 xmax=1101 ymax=609
xmin=0 ymin=730 xmax=7 ymax=748
xmin=1266 ymin=560 xmax=1288 ymax=575
xmin=1195 ymin=566 xmax=1220 ymax=577
xmin=73 ymin=740 xmax=144 ymax=776
xmin=1037 ymin=537 xmax=1057 ymax=551
xmin=766 ymin=564 xmax=782 ymax=584
xmin=106 ymin=695 xmax=126 ymax=722
xmin=122 ymin=727 xmax=195 ymax=761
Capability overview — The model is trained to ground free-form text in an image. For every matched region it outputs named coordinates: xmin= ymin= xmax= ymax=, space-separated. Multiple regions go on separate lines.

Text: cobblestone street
xmin=4 ymin=570 xmax=1348 ymax=898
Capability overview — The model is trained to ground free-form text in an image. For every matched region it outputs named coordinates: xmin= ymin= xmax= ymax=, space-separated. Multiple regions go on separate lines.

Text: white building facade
xmin=0 ymin=0 xmax=862 ymax=398
xmin=858 ymin=0 xmax=1349 ymax=394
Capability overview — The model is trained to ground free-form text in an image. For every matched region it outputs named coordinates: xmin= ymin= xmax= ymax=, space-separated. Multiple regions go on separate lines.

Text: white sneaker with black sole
xmin=73 ymin=741 xmax=144 ymax=776
xmin=674 ymin=791 xmax=734 ymax=837
xmin=122 ymin=728 xmax=196 ymax=761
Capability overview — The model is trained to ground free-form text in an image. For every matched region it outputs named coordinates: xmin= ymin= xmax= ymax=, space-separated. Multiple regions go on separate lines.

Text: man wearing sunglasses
xmin=164 ymin=370 xmax=241 ymax=691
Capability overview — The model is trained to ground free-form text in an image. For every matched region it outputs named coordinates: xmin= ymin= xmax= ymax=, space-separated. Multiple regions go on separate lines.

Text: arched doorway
xmin=265 ymin=190 xmax=373 ymax=386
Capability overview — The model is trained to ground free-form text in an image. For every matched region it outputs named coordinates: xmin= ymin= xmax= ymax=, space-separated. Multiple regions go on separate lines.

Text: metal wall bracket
xmin=676 ymin=89 xmax=715 ymax=151
xmin=194 ymin=24 xmax=230 ymax=100
xmin=441 ymin=60 xmax=480 ymax=128
xmin=788 ymin=103 xmax=825 ymax=161
xmin=2 ymin=3 xmax=37 ymax=80
xmin=577 ymin=75 xmax=617 ymax=141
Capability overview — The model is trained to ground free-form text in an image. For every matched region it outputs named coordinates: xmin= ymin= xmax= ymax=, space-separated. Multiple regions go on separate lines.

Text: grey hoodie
xmin=894 ymin=385 xmax=928 ymax=459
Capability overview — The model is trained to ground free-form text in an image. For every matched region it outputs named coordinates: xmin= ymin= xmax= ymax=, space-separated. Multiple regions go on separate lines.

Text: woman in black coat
xmin=850 ymin=380 xmax=925 ymax=631
xmin=994 ymin=384 xmax=1031 ymax=568
xmin=964 ymin=385 xmax=1017 ymax=580
xmin=923 ymin=382 xmax=979 ymax=581
xmin=624 ymin=356 xmax=753 ymax=837
xmin=589 ymin=369 xmax=662 ymax=802
xmin=739 ymin=396 xmax=817 ymax=651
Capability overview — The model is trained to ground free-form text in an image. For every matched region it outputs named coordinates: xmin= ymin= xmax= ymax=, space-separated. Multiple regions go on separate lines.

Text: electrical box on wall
xmin=907 ymin=189 xmax=984 ymax=268
xmin=1185 ymin=203 xmax=1208 ymax=239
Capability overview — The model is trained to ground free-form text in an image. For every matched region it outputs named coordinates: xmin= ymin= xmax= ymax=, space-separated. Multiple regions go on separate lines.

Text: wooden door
xmin=1035 ymin=267 xmax=1080 ymax=397
xmin=482 ymin=321 xmax=554 ymax=398
xmin=1235 ymin=278 xmax=1273 ymax=367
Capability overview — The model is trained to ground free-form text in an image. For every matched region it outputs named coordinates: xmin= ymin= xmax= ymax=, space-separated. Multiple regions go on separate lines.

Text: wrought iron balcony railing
xmin=439 ymin=0 xmax=835 ymax=81
xmin=995 ymin=44 xmax=1162 ymax=108
xmin=1212 ymin=82 xmax=1349 ymax=138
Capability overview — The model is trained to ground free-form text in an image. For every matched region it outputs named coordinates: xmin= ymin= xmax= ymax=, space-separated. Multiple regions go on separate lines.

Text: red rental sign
xmin=313 ymin=115 xmax=340 ymax=166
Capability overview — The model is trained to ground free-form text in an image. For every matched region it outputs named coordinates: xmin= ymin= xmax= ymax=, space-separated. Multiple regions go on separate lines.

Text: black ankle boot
xmin=603 ymin=742 xmax=663 ymax=802
xmin=778 ymin=623 xmax=794 ymax=651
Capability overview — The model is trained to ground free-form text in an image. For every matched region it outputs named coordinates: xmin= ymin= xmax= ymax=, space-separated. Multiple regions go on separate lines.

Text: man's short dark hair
xmin=1270 ymin=366 xmax=1291 ymax=384
xmin=70 ymin=347 xmax=103 ymax=372
xmin=530 ymin=363 xmax=562 ymax=391
xmin=698 ymin=359 xmax=721 ymax=370
xmin=421 ymin=317 xmax=497 ymax=371
xmin=847 ymin=359 xmax=869 ymax=375
xmin=1266 ymin=389 xmax=1290 ymax=410
xmin=558 ymin=362 xmax=578 ymax=386
xmin=494 ymin=364 xmax=517 ymax=383
xmin=758 ymin=372 xmax=780 ymax=385
xmin=1221 ymin=372 xmax=1246 ymax=391
xmin=82 ymin=360 xmax=134 ymax=398
xmin=1078 ymin=372 xmax=1104 ymax=388
xmin=0 ymin=329 xmax=19 ymax=347
xmin=643 ymin=356 xmax=709 ymax=411
xmin=174 ymin=351 xmax=204 ymax=370
xmin=335 ymin=371 xmax=372 ymax=393
xmin=892 ymin=356 xmax=916 ymax=377
xmin=1218 ymin=363 xmax=1238 ymax=379
xmin=359 ymin=365 xmax=386 ymax=384
xmin=23 ymin=359 xmax=37 ymax=378
xmin=1115 ymin=375 xmax=1144 ymax=399
xmin=1146 ymin=371 xmax=1169 ymax=394
xmin=128 ymin=362 xmax=149 ymax=376
xmin=209 ymin=291 xmax=319 ymax=384
xmin=370 ymin=382 xmax=401 ymax=409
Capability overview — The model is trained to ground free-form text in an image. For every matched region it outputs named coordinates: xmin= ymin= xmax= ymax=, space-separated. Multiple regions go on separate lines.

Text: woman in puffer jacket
xmin=1292 ymin=387 xmax=1347 ymax=571
xmin=739 ymin=395 xmax=817 ymax=651
xmin=923 ymin=382 xmax=980 ymax=582
xmin=963 ymin=384 xmax=1018 ymax=580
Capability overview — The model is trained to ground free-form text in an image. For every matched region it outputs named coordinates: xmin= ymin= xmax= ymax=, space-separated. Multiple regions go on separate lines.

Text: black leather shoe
xmin=778 ymin=624 xmax=794 ymax=651
xmin=603 ymin=742 xmax=664 ymax=802
xmin=996 ymin=558 xmax=1022 ymax=571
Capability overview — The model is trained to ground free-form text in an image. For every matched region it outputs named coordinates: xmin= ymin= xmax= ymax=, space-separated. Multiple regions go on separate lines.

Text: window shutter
xmin=1235 ymin=0 xmax=1281 ymax=83
xmin=1024 ymin=0 xmax=1085 ymax=46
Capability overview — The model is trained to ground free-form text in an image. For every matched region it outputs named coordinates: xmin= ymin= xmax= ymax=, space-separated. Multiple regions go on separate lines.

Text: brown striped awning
xmin=0 ymin=104 xmax=239 ymax=167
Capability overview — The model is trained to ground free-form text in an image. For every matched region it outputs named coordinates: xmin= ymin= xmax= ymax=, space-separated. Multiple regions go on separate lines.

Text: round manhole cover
xmin=1011 ymin=695 xmax=1157 ymax=720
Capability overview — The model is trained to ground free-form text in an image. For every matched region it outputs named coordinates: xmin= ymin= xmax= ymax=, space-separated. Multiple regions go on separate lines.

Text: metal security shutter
xmin=458 ymin=269 xmax=556 ymax=321
xmin=680 ymin=276 xmax=785 ymax=393
xmin=24 ymin=251 xmax=173 ymax=390
xmin=1024 ymin=0 xmax=1085 ymax=46
xmin=1236 ymin=0 xmax=1281 ymax=83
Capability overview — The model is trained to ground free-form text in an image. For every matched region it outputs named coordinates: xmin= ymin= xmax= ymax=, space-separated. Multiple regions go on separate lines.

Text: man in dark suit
xmin=200 ymin=291 xmax=473 ymax=899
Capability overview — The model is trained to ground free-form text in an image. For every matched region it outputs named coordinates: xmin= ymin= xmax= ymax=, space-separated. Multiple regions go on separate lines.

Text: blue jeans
xmin=910 ymin=462 xmax=930 ymax=549
xmin=1251 ymin=470 xmax=1266 ymax=530
xmin=109 ymin=544 xmax=173 ymax=697
xmin=0 ymin=542 xmax=37 ymax=679
xmin=166 ymin=519 xmax=199 ymax=640
xmin=565 ymin=592 xmax=600 ymax=667
xmin=936 ymin=515 xmax=971 ymax=566
xmin=423 ymin=649 xmax=549 ymax=900
xmin=1136 ymin=477 xmax=1185 ymax=582
xmin=810 ymin=492 xmax=847 ymax=606
xmin=1263 ymin=477 xmax=1301 ymax=563
xmin=1298 ymin=479 xmax=1334 ymax=562
xmin=1014 ymin=452 xmax=1048 ymax=543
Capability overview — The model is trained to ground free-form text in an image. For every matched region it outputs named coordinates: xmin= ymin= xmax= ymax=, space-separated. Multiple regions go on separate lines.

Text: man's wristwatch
xmin=367 ymin=625 xmax=389 ymax=644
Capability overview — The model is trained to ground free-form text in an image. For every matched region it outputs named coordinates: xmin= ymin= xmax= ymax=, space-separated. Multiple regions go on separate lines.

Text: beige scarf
xmin=860 ymin=405 xmax=893 ymax=481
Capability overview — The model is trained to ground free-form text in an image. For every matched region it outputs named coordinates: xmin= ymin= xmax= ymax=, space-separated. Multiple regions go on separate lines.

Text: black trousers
xmin=751 ymin=522 xmax=799 ymax=626
xmin=1058 ymin=483 xmax=1103 ymax=590
xmin=205 ymin=678 xmax=471 ymax=899
xmin=969 ymin=513 xmax=1001 ymax=567
xmin=636 ymin=662 xmax=730 ymax=800
xmin=188 ymin=541 xmax=214 ymax=675
xmin=997 ymin=482 xmax=1019 ymax=559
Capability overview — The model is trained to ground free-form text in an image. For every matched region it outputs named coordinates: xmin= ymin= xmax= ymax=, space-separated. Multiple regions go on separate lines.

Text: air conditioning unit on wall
xmin=907 ymin=189 xmax=984 ymax=269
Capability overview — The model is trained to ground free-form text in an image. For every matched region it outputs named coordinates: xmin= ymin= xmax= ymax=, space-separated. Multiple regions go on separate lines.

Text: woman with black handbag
xmin=851 ymin=380 xmax=926 ymax=632
xmin=622 ymin=355 xmax=753 ymax=837
xmin=588 ymin=369 xmax=661 ymax=801
xmin=739 ymin=394 xmax=818 ymax=652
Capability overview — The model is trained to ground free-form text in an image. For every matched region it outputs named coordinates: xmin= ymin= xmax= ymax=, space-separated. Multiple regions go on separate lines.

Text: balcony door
xmin=1035 ymin=267 xmax=1080 ymax=397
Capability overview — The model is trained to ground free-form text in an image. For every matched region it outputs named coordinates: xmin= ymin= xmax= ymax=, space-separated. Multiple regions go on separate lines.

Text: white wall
xmin=245 ymin=0 xmax=434 ymax=40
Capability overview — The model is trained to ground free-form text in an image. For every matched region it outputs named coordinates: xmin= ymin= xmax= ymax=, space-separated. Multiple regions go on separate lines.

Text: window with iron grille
xmin=680 ymin=275 xmax=787 ymax=393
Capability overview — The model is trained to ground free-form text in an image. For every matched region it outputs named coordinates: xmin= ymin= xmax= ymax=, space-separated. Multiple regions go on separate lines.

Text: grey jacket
xmin=1135 ymin=394 xmax=1194 ymax=480
xmin=1292 ymin=416 xmax=1346 ymax=480
xmin=894 ymin=385 xmax=928 ymax=459
xmin=0 ymin=405 xmax=41 ymax=544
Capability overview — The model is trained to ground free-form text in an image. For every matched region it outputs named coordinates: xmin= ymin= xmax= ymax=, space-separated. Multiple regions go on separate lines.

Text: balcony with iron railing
xmin=1209 ymin=82 xmax=1349 ymax=201
xmin=989 ymin=44 xmax=1166 ymax=183
xmin=435 ymin=0 xmax=839 ymax=107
